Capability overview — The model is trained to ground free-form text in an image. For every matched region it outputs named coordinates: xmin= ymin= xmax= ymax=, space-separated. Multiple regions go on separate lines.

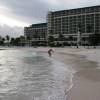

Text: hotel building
xmin=47 ymin=5 xmax=100 ymax=45
xmin=24 ymin=23 xmax=47 ymax=46
xmin=24 ymin=5 xmax=100 ymax=46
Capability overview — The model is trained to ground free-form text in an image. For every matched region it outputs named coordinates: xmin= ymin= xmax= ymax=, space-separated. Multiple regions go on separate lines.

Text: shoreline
xmin=0 ymin=47 xmax=100 ymax=100
xmin=67 ymin=68 xmax=100 ymax=100
xmin=53 ymin=49 xmax=100 ymax=100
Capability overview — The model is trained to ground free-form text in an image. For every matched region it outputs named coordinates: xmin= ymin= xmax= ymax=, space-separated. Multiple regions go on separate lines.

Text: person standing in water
xmin=48 ymin=48 xmax=54 ymax=57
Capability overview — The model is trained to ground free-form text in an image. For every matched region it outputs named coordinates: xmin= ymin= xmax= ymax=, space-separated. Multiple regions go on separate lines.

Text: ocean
xmin=0 ymin=48 xmax=74 ymax=100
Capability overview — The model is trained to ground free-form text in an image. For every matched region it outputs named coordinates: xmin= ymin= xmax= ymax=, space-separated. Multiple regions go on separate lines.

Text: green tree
xmin=15 ymin=37 xmax=21 ymax=46
xmin=58 ymin=34 xmax=65 ymax=41
xmin=6 ymin=35 xmax=10 ymax=41
xmin=26 ymin=36 xmax=31 ymax=40
xmin=6 ymin=35 xmax=10 ymax=46
xmin=58 ymin=34 xmax=65 ymax=47
xmin=0 ymin=36 xmax=3 ymax=45
xmin=10 ymin=37 xmax=15 ymax=46
xmin=2 ymin=38 xmax=5 ymax=45
xmin=48 ymin=36 xmax=55 ymax=46
xmin=89 ymin=33 xmax=100 ymax=48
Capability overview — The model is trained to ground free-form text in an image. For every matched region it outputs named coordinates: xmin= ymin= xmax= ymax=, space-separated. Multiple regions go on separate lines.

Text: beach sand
xmin=53 ymin=48 xmax=100 ymax=100
xmin=68 ymin=69 xmax=100 ymax=100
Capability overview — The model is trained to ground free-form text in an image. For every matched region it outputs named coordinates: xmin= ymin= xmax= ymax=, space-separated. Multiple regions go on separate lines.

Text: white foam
xmin=43 ymin=56 xmax=75 ymax=100
xmin=23 ymin=52 xmax=37 ymax=57
xmin=76 ymin=49 xmax=100 ymax=69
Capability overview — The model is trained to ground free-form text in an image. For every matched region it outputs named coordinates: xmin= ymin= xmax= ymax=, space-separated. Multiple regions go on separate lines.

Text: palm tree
xmin=10 ymin=37 xmax=15 ymax=46
xmin=15 ymin=37 xmax=21 ymax=46
xmin=26 ymin=36 xmax=31 ymax=41
xmin=58 ymin=34 xmax=64 ymax=41
xmin=2 ymin=38 xmax=5 ymax=46
xmin=0 ymin=36 xmax=3 ymax=45
xmin=58 ymin=34 xmax=65 ymax=47
xmin=6 ymin=35 xmax=10 ymax=46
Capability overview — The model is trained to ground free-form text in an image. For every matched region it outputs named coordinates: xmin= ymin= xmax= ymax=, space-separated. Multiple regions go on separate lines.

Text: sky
xmin=0 ymin=0 xmax=100 ymax=37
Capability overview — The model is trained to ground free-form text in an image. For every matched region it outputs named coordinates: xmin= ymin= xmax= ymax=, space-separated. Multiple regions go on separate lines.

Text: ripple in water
xmin=0 ymin=49 xmax=74 ymax=100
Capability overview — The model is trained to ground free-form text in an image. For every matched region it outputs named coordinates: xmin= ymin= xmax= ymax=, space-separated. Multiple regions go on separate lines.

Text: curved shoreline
xmin=53 ymin=49 xmax=100 ymax=100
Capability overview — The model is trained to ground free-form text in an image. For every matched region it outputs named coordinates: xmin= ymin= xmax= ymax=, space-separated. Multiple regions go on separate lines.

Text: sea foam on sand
xmin=76 ymin=49 xmax=100 ymax=68
xmin=53 ymin=48 xmax=100 ymax=68
xmin=43 ymin=55 xmax=75 ymax=100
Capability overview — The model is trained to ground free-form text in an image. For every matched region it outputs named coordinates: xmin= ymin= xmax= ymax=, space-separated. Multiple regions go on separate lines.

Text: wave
xmin=40 ymin=55 xmax=75 ymax=100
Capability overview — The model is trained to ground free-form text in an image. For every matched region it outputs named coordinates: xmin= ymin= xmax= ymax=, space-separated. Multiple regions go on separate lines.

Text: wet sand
xmin=54 ymin=50 xmax=100 ymax=100
xmin=68 ymin=69 xmax=100 ymax=100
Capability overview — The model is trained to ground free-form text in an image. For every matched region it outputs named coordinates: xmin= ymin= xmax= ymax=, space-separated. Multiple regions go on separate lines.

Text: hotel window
xmin=94 ymin=7 xmax=99 ymax=12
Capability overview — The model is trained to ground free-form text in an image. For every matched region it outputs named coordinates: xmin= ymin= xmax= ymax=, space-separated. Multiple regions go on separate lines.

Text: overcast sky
xmin=0 ymin=0 xmax=100 ymax=37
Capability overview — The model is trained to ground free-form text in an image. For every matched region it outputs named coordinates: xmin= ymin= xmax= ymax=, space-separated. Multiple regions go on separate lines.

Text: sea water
xmin=0 ymin=48 xmax=74 ymax=100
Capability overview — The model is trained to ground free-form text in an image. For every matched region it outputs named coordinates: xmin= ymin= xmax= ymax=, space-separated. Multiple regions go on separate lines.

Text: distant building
xmin=24 ymin=23 xmax=47 ymax=46
xmin=24 ymin=5 xmax=100 ymax=46
xmin=47 ymin=5 xmax=100 ymax=45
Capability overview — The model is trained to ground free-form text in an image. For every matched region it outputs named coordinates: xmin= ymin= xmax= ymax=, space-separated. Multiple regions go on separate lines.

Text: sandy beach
xmin=52 ymin=48 xmax=100 ymax=100
xmin=68 ymin=69 xmax=100 ymax=100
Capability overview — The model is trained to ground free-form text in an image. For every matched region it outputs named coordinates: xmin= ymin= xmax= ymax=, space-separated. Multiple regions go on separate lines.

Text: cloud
xmin=0 ymin=15 xmax=29 ymax=27
xmin=0 ymin=0 xmax=49 ymax=24
xmin=0 ymin=0 xmax=100 ymax=36
xmin=0 ymin=25 xmax=23 ymax=37
xmin=0 ymin=0 xmax=100 ymax=24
